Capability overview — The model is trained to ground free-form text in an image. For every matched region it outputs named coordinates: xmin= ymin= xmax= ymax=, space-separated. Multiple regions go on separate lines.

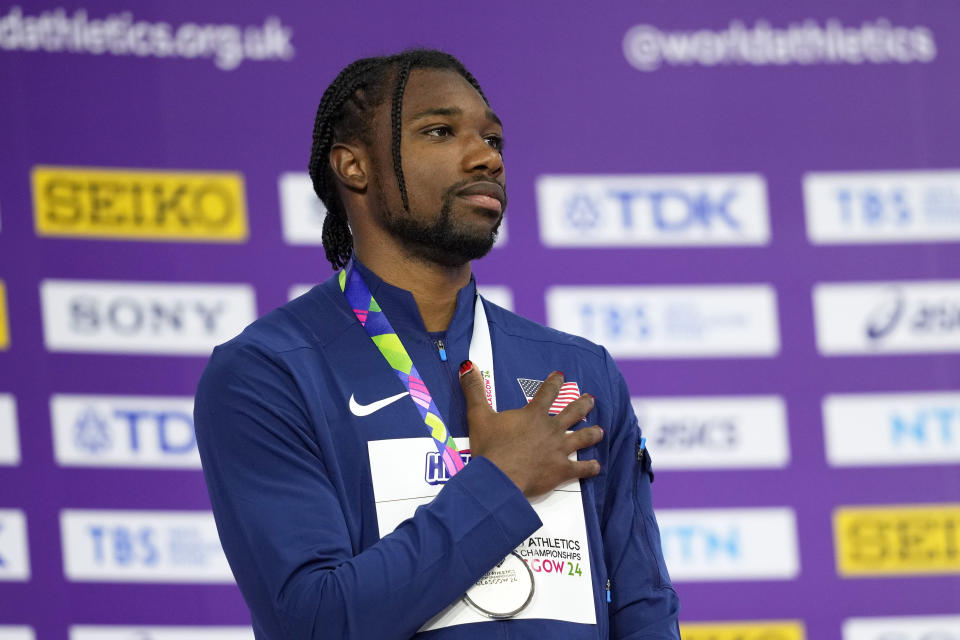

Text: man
xmin=195 ymin=48 xmax=680 ymax=639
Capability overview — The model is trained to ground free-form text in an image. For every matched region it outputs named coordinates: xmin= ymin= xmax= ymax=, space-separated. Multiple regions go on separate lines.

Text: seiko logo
xmin=0 ymin=279 xmax=9 ymax=350
xmin=41 ymin=280 xmax=255 ymax=354
xmin=32 ymin=166 xmax=248 ymax=241
xmin=424 ymin=449 xmax=472 ymax=485
xmin=834 ymin=505 xmax=960 ymax=576
xmin=537 ymin=174 xmax=768 ymax=247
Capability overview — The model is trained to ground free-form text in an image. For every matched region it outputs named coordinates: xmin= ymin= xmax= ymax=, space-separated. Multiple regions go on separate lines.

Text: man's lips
xmin=457 ymin=182 xmax=506 ymax=213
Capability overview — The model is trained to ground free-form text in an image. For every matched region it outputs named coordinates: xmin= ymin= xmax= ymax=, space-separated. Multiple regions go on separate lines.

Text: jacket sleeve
xmin=194 ymin=342 xmax=542 ymax=639
xmin=600 ymin=349 xmax=681 ymax=639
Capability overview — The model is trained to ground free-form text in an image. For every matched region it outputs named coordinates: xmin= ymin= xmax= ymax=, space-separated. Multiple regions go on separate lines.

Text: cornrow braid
xmin=307 ymin=49 xmax=490 ymax=270
xmin=390 ymin=60 xmax=413 ymax=213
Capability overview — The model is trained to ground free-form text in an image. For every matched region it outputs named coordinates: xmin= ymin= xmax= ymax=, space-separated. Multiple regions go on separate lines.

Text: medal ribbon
xmin=341 ymin=260 xmax=497 ymax=477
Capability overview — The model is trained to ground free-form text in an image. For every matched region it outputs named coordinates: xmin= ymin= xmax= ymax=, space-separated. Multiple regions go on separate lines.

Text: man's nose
xmin=462 ymin=136 xmax=503 ymax=175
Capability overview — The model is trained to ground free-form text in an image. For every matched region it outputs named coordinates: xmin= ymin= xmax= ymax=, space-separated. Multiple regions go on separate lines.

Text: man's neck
xmin=354 ymin=244 xmax=471 ymax=332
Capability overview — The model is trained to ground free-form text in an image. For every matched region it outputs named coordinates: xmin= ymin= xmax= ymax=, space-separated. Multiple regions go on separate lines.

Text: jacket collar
xmin=351 ymin=256 xmax=477 ymax=344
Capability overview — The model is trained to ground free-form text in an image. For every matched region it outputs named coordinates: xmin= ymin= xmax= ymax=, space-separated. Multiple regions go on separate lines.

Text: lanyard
xmin=340 ymin=260 xmax=497 ymax=478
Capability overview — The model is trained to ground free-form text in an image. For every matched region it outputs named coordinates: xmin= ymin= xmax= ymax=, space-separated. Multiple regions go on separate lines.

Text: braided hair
xmin=308 ymin=49 xmax=489 ymax=269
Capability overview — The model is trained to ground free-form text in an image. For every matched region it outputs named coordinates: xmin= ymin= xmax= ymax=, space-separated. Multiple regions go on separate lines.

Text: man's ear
xmin=329 ymin=142 xmax=368 ymax=192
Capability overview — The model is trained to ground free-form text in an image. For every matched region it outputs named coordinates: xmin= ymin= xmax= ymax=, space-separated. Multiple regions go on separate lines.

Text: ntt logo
xmin=623 ymin=18 xmax=936 ymax=72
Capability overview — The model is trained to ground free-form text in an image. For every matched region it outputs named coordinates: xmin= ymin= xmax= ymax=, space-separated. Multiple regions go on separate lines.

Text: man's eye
xmin=425 ymin=126 xmax=452 ymax=138
xmin=484 ymin=135 xmax=504 ymax=153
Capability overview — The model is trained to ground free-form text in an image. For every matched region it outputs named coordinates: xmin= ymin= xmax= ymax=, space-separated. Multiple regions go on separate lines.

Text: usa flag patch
xmin=517 ymin=377 xmax=583 ymax=415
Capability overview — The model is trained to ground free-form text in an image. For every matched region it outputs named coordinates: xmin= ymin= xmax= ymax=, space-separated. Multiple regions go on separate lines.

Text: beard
xmin=373 ymin=176 xmax=505 ymax=268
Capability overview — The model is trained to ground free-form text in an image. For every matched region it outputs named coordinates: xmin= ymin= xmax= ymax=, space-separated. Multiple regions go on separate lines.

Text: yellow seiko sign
xmin=32 ymin=166 xmax=248 ymax=242
xmin=0 ymin=280 xmax=8 ymax=349
xmin=680 ymin=620 xmax=805 ymax=640
xmin=835 ymin=504 xmax=960 ymax=576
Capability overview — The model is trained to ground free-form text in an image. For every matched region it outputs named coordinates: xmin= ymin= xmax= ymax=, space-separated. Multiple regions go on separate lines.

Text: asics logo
xmin=349 ymin=391 xmax=409 ymax=417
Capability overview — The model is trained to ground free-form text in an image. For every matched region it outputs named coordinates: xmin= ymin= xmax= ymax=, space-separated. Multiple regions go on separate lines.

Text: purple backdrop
xmin=1 ymin=1 xmax=958 ymax=638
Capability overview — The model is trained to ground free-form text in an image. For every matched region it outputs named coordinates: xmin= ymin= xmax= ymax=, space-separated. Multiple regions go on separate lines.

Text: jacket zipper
xmin=434 ymin=338 xmax=447 ymax=361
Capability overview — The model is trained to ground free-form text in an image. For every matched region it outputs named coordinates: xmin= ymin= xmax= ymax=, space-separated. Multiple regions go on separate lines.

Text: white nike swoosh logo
xmin=349 ymin=391 xmax=410 ymax=417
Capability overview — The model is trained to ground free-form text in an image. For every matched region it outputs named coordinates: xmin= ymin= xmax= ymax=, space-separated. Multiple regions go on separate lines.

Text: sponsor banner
xmin=623 ymin=18 xmax=937 ymax=72
xmin=546 ymin=285 xmax=779 ymax=358
xmin=834 ymin=504 xmax=960 ymax=576
xmin=0 ymin=627 xmax=35 ymax=640
xmin=813 ymin=280 xmax=960 ymax=355
xmin=824 ymin=392 xmax=960 ymax=467
xmin=278 ymin=172 xmax=326 ymax=245
xmin=632 ymin=395 xmax=789 ymax=470
xmin=0 ymin=394 xmax=20 ymax=466
xmin=71 ymin=626 xmax=254 ymax=640
xmin=681 ymin=620 xmax=805 ymax=640
xmin=843 ymin=615 xmax=960 ymax=639
xmin=0 ymin=510 xmax=30 ymax=581
xmin=278 ymin=171 xmax=507 ymax=246
xmin=32 ymin=166 xmax=248 ymax=242
xmin=536 ymin=174 xmax=769 ymax=247
xmin=60 ymin=510 xmax=233 ymax=582
xmin=0 ymin=279 xmax=8 ymax=350
xmin=656 ymin=507 xmax=799 ymax=581
xmin=40 ymin=279 xmax=256 ymax=355
xmin=804 ymin=170 xmax=960 ymax=244
xmin=51 ymin=394 xmax=198 ymax=469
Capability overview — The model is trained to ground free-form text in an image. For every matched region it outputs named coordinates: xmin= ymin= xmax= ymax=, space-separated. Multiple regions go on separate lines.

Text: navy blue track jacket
xmin=194 ymin=260 xmax=681 ymax=639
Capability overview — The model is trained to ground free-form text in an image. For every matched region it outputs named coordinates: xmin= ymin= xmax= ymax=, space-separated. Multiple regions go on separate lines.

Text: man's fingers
xmin=568 ymin=458 xmax=602 ymax=480
xmin=564 ymin=426 xmax=604 ymax=455
xmin=529 ymin=370 xmax=565 ymax=414
xmin=458 ymin=360 xmax=495 ymax=417
xmin=554 ymin=394 xmax=594 ymax=428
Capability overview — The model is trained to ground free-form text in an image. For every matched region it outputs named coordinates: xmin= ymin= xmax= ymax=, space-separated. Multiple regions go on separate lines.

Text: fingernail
xmin=587 ymin=393 xmax=596 ymax=402
xmin=555 ymin=370 xmax=564 ymax=378
xmin=459 ymin=360 xmax=473 ymax=376
xmin=599 ymin=427 xmax=605 ymax=438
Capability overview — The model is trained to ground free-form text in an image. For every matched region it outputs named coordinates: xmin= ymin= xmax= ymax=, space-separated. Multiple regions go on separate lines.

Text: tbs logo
xmin=424 ymin=450 xmax=472 ymax=485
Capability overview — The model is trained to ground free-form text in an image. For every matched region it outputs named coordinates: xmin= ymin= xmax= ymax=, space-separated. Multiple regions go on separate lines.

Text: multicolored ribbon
xmin=340 ymin=261 xmax=465 ymax=476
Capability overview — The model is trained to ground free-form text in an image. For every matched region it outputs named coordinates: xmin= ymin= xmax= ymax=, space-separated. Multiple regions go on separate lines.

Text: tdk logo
xmin=565 ymin=189 xmax=740 ymax=231
xmin=537 ymin=174 xmax=769 ymax=247
xmin=424 ymin=450 xmax=472 ymax=485
xmin=52 ymin=395 xmax=200 ymax=468
xmin=41 ymin=280 xmax=255 ymax=355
